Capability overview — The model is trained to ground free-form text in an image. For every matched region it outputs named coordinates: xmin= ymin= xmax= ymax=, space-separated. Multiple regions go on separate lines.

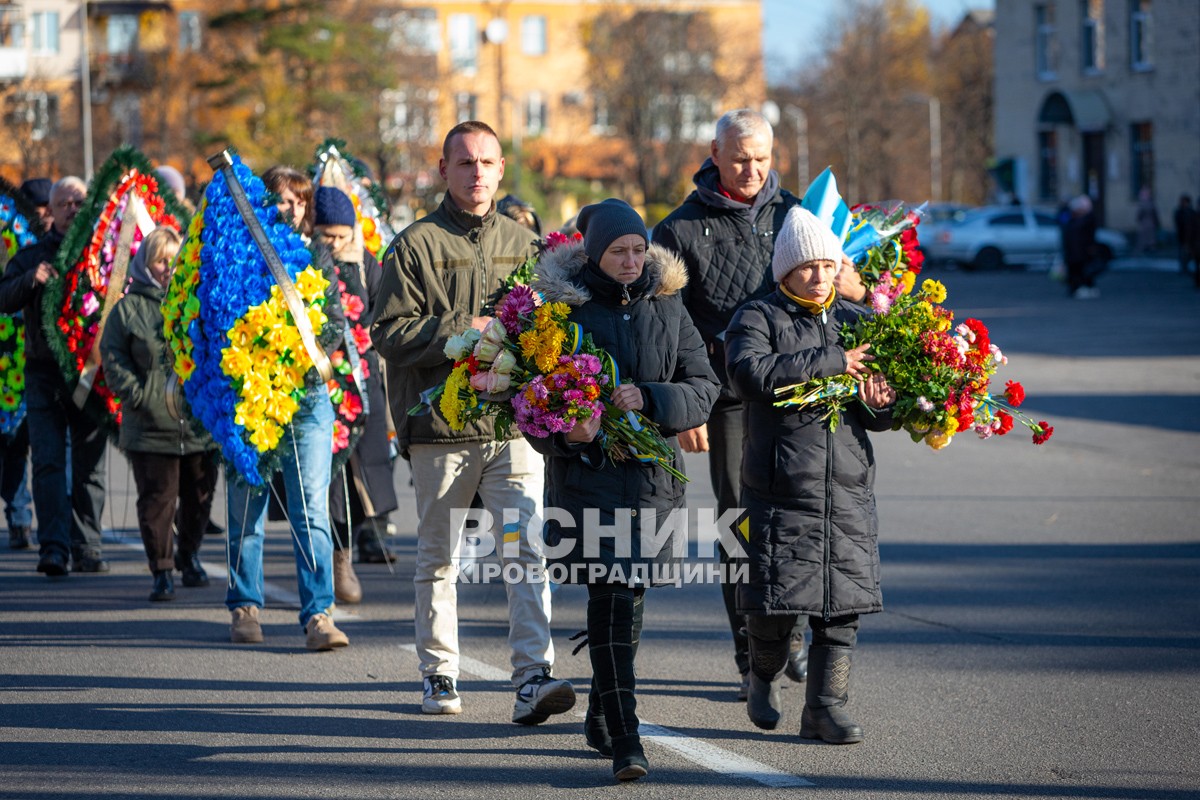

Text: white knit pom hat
xmin=771 ymin=207 xmax=844 ymax=283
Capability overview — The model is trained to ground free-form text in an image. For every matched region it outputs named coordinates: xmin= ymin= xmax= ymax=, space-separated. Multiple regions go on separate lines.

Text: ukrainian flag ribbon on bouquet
xmin=312 ymin=139 xmax=394 ymax=261
xmin=773 ymin=278 xmax=1054 ymax=448
xmin=41 ymin=147 xmax=189 ymax=438
xmin=163 ymin=152 xmax=331 ymax=486
xmin=415 ymin=280 xmax=688 ymax=482
xmin=801 ymin=167 xmax=927 ymax=307
xmin=0 ymin=177 xmax=45 ymax=435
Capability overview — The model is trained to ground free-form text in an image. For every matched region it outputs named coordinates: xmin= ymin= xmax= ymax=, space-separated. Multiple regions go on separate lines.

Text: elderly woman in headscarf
xmin=526 ymin=199 xmax=719 ymax=781
xmin=100 ymin=226 xmax=220 ymax=602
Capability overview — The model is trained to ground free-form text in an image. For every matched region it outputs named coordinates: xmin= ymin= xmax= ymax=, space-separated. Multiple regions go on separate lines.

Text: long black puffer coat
xmin=526 ymin=241 xmax=719 ymax=585
xmin=725 ymin=290 xmax=893 ymax=619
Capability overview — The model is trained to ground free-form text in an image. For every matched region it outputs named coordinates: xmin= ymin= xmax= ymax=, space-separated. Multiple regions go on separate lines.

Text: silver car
xmin=922 ymin=205 xmax=1128 ymax=271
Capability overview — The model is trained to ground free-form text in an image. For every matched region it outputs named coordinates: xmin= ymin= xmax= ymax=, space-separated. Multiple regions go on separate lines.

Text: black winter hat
xmin=576 ymin=198 xmax=647 ymax=265
xmin=20 ymin=178 xmax=52 ymax=207
xmin=313 ymin=186 xmax=356 ymax=227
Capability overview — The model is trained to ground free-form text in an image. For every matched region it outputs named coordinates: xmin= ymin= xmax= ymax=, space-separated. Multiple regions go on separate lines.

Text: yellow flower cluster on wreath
xmin=518 ymin=302 xmax=570 ymax=373
xmin=221 ymin=265 xmax=329 ymax=452
xmin=439 ymin=362 xmax=477 ymax=431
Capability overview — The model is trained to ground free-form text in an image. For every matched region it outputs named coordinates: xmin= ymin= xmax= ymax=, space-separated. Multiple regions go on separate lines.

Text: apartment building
xmin=993 ymin=0 xmax=1200 ymax=230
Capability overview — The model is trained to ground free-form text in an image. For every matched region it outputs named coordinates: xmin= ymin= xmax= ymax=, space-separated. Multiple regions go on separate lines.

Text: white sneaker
xmin=422 ymin=675 xmax=462 ymax=714
xmin=512 ymin=669 xmax=576 ymax=725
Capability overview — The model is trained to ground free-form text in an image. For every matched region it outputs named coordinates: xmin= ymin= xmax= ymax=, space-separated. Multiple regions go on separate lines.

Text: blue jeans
xmin=225 ymin=387 xmax=336 ymax=628
xmin=1 ymin=420 xmax=33 ymax=528
xmin=25 ymin=365 xmax=106 ymax=560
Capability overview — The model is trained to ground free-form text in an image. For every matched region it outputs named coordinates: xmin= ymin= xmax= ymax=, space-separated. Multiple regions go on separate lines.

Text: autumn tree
xmin=196 ymin=0 xmax=430 ymax=180
xmin=933 ymin=12 xmax=994 ymax=205
xmin=785 ymin=0 xmax=934 ymax=204
xmin=583 ymin=9 xmax=751 ymax=206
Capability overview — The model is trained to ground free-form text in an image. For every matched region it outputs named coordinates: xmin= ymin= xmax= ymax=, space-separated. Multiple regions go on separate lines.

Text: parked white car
xmin=922 ymin=205 xmax=1128 ymax=271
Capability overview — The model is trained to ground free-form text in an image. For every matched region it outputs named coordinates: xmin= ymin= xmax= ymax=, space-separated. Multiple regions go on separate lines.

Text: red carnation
xmin=996 ymin=411 xmax=1014 ymax=435
xmin=1032 ymin=421 xmax=1054 ymax=445
xmin=1005 ymin=380 xmax=1025 ymax=407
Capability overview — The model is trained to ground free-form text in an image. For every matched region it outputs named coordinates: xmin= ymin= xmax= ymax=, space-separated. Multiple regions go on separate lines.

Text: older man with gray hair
xmin=0 ymin=176 xmax=110 ymax=577
xmin=653 ymin=108 xmax=819 ymax=698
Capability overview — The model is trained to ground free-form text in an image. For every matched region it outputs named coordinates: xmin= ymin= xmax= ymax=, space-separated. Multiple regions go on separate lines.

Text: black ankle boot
xmin=149 ymin=570 xmax=175 ymax=602
xmin=611 ymin=734 xmax=648 ymax=781
xmin=785 ymin=630 xmax=809 ymax=682
xmin=584 ymin=687 xmax=613 ymax=757
xmin=176 ymin=552 xmax=209 ymax=587
xmin=799 ymin=645 xmax=863 ymax=744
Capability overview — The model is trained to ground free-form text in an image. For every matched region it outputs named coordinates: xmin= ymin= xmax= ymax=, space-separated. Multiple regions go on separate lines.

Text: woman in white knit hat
xmin=724 ymin=206 xmax=896 ymax=744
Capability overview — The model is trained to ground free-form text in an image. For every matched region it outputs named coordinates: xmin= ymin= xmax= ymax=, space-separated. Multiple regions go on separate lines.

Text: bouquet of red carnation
xmin=774 ymin=278 xmax=1053 ymax=448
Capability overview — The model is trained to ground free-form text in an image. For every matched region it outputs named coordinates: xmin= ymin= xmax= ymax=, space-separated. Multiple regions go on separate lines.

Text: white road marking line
xmin=102 ymin=529 xmax=359 ymax=621
xmin=397 ymin=641 xmax=815 ymax=788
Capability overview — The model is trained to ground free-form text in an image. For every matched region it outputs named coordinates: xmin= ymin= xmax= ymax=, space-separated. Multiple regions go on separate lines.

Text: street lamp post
xmin=928 ymin=95 xmax=941 ymax=203
xmin=785 ymin=104 xmax=808 ymax=195
xmin=80 ymin=0 xmax=94 ymax=179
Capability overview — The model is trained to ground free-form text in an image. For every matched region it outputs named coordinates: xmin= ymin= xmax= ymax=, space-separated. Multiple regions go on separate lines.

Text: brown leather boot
xmin=333 ymin=549 xmax=362 ymax=604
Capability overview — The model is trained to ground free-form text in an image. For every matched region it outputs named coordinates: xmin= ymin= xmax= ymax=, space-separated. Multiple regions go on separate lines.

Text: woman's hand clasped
xmin=610 ymin=383 xmax=644 ymax=413
xmin=860 ymin=372 xmax=896 ymax=409
xmin=565 ymin=411 xmax=602 ymax=444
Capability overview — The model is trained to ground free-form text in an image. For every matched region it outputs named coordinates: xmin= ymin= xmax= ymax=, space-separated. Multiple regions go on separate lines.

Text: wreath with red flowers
xmin=42 ymin=147 xmax=190 ymax=437
xmin=326 ymin=257 xmax=371 ymax=473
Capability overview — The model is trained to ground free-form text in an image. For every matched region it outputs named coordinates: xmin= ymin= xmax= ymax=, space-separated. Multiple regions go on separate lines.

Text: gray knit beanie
xmin=576 ymin=199 xmax=647 ymax=264
xmin=771 ymin=207 xmax=844 ymax=283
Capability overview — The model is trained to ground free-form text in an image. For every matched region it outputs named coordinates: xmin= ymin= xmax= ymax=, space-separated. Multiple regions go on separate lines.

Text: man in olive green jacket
xmin=372 ymin=121 xmax=575 ymax=724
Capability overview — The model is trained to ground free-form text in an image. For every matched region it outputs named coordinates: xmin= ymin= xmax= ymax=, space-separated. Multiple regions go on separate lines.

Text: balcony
xmin=0 ymin=47 xmax=27 ymax=81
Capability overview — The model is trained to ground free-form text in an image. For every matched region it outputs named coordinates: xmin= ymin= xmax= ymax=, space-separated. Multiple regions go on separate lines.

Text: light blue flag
xmin=800 ymin=167 xmax=853 ymax=242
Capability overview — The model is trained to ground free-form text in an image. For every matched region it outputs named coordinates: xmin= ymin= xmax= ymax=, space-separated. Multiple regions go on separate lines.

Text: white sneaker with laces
xmin=422 ymin=674 xmax=462 ymax=714
xmin=512 ymin=669 xmax=576 ymax=725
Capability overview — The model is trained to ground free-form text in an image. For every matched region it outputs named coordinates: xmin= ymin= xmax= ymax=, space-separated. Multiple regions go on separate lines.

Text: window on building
xmin=1038 ymin=130 xmax=1059 ymax=202
xmin=592 ymin=93 xmax=614 ymax=135
xmin=106 ymin=14 xmax=139 ymax=56
xmin=1129 ymin=0 xmax=1152 ymax=70
xmin=12 ymin=91 xmax=59 ymax=141
xmin=30 ymin=11 xmax=59 ymax=53
xmin=525 ymin=91 xmax=546 ymax=135
xmin=454 ymin=91 xmax=477 ymax=123
xmin=1081 ymin=0 xmax=1104 ymax=73
xmin=0 ymin=6 xmax=23 ymax=48
xmin=448 ymin=14 xmax=477 ymax=73
xmin=1130 ymin=122 xmax=1153 ymax=199
xmin=178 ymin=11 xmax=201 ymax=52
xmin=521 ymin=15 xmax=546 ymax=56
xmin=377 ymin=8 xmax=439 ymax=54
xmin=1034 ymin=3 xmax=1058 ymax=79
xmin=380 ymin=87 xmax=438 ymax=147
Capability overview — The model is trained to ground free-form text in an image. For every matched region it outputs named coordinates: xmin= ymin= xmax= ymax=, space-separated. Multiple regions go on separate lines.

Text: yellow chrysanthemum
xmin=900 ymin=270 xmax=916 ymax=295
xmin=921 ymin=279 xmax=947 ymax=304
xmin=439 ymin=363 xmax=475 ymax=430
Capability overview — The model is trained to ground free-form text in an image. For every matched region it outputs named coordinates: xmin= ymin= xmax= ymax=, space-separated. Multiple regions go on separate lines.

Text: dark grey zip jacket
xmin=652 ymin=160 xmax=802 ymax=399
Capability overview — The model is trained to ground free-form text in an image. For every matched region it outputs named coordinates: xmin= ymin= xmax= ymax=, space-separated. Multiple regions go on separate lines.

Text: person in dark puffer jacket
xmin=527 ymin=199 xmax=718 ymax=781
xmin=101 ymin=227 xmax=220 ymax=602
xmin=726 ymin=207 xmax=896 ymax=745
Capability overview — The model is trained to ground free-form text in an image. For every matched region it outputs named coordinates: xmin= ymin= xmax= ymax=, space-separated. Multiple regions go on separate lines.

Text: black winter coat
xmin=726 ymin=291 xmax=893 ymax=619
xmin=526 ymin=241 xmax=719 ymax=585
xmin=652 ymin=161 xmax=801 ymax=399
xmin=0 ymin=229 xmax=62 ymax=369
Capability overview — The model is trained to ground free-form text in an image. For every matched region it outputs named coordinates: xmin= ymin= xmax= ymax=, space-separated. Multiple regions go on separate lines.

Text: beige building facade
xmin=994 ymin=0 xmax=1200 ymax=232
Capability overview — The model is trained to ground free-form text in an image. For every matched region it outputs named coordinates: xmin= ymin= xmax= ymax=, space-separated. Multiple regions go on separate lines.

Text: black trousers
xmin=706 ymin=398 xmax=752 ymax=675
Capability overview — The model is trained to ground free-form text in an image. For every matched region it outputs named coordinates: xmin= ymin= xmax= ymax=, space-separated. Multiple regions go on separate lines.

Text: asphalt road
xmin=1 ymin=265 xmax=1198 ymax=800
